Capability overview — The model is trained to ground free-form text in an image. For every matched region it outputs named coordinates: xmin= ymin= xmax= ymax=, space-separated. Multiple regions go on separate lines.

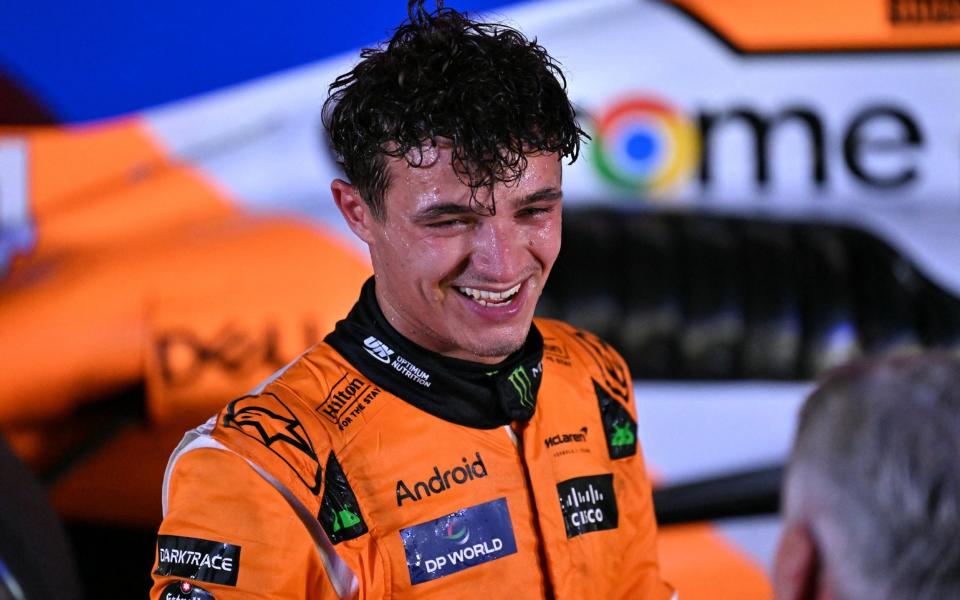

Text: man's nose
xmin=471 ymin=220 xmax=525 ymax=281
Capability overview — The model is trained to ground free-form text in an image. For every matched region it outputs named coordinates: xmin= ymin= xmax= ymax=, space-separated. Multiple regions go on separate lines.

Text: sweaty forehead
xmin=385 ymin=149 xmax=473 ymax=203
xmin=403 ymin=142 xmax=442 ymax=167
xmin=382 ymin=144 xmax=562 ymax=215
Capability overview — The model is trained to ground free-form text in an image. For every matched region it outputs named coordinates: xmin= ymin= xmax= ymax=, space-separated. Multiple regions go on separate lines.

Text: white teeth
xmin=456 ymin=282 xmax=522 ymax=305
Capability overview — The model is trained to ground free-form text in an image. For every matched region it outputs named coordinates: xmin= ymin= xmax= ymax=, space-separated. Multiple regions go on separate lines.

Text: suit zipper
xmin=505 ymin=422 xmax=556 ymax=600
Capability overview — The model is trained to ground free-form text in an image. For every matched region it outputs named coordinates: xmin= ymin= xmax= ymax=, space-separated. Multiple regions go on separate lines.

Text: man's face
xmin=366 ymin=146 xmax=562 ymax=364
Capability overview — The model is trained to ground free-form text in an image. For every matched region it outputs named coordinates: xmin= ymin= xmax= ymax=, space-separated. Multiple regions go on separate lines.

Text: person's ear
xmin=773 ymin=522 xmax=821 ymax=600
xmin=332 ymin=179 xmax=378 ymax=244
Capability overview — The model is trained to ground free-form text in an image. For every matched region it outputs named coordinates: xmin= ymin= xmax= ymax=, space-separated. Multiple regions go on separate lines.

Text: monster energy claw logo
xmin=508 ymin=366 xmax=534 ymax=408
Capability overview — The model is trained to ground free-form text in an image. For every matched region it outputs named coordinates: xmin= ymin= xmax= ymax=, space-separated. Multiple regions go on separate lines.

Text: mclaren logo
xmin=544 ymin=426 xmax=588 ymax=449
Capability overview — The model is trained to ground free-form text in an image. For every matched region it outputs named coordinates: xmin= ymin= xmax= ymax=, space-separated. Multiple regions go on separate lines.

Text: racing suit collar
xmin=324 ymin=278 xmax=544 ymax=429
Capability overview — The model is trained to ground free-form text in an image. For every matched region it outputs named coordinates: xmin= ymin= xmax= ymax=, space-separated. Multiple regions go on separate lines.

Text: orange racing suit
xmin=150 ymin=280 xmax=673 ymax=599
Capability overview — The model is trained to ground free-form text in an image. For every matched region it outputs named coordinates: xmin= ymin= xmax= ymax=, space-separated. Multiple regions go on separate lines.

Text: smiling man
xmin=333 ymin=144 xmax=562 ymax=363
xmin=151 ymin=3 xmax=673 ymax=599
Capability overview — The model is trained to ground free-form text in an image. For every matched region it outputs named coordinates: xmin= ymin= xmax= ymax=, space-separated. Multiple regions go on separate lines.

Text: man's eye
xmin=518 ymin=206 xmax=554 ymax=218
xmin=426 ymin=219 xmax=468 ymax=228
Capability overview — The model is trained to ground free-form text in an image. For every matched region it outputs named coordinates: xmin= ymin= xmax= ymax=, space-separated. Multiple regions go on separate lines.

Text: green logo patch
xmin=319 ymin=452 xmax=369 ymax=544
xmin=594 ymin=380 xmax=637 ymax=460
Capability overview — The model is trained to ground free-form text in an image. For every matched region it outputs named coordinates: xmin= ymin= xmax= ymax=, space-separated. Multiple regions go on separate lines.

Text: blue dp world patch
xmin=400 ymin=497 xmax=517 ymax=585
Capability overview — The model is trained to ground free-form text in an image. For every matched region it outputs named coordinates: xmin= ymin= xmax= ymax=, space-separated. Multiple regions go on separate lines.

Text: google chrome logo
xmin=591 ymin=96 xmax=701 ymax=195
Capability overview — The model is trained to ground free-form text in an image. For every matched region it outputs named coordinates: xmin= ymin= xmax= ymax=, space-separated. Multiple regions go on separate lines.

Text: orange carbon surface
xmin=659 ymin=523 xmax=773 ymax=599
xmin=669 ymin=0 xmax=960 ymax=52
xmin=21 ymin=120 xmax=234 ymax=256
xmin=0 ymin=118 xmax=372 ymax=534
xmin=0 ymin=119 xmax=371 ymax=426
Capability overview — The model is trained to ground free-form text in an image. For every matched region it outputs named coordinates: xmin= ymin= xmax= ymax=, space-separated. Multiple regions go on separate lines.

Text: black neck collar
xmin=324 ymin=278 xmax=543 ymax=429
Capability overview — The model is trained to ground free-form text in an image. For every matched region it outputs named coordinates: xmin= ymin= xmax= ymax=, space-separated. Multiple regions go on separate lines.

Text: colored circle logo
xmin=591 ymin=97 xmax=700 ymax=195
xmin=444 ymin=519 xmax=470 ymax=545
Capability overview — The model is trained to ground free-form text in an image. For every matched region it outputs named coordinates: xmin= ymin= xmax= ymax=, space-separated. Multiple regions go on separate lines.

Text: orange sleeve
xmin=615 ymin=358 xmax=676 ymax=599
xmin=150 ymin=448 xmax=339 ymax=600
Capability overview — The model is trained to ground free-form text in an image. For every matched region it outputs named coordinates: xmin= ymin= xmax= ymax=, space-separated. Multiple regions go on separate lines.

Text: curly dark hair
xmin=322 ymin=0 xmax=586 ymax=220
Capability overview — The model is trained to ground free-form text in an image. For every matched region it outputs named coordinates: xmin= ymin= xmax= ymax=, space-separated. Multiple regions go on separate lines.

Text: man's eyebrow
xmin=412 ymin=188 xmax=562 ymax=221
xmin=411 ymin=202 xmax=474 ymax=222
xmin=518 ymin=187 xmax=563 ymax=206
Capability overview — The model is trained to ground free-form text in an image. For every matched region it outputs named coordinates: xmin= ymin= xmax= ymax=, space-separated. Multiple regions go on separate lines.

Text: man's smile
xmin=454 ymin=282 xmax=523 ymax=307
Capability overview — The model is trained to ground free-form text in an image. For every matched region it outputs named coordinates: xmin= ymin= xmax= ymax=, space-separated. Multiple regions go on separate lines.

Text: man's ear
xmin=332 ymin=179 xmax=378 ymax=244
xmin=773 ymin=522 xmax=821 ymax=600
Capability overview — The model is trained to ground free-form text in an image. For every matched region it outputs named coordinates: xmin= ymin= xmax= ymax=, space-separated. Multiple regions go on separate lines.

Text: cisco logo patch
xmin=556 ymin=474 xmax=619 ymax=538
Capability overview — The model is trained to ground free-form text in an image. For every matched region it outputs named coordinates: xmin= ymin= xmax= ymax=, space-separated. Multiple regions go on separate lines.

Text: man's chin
xmin=460 ymin=327 xmax=531 ymax=362
xmin=471 ymin=342 xmax=525 ymax=360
